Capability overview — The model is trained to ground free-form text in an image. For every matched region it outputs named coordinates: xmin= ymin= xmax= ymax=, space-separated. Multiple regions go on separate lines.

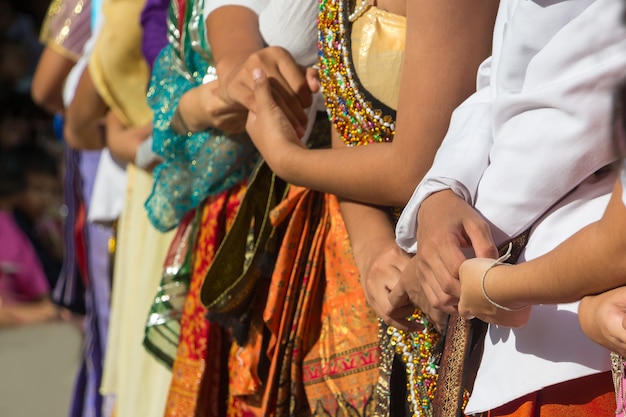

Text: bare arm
xmin=105 ymin=111 xmax=153 ymax=165
xmin=31 ymin=47 xmax=76 ymax=114
xmin=458 ymin=179 xmax=626 ymax=325
xmin=63 ymin=67 xmax=108 ymax=149
xmin=207 ymin=5 xmax=264 ymax=103
xmin=247 ymin=0 xmax=498 ymax=207
xmin=207 ymin=6 xmax=313 ymax=135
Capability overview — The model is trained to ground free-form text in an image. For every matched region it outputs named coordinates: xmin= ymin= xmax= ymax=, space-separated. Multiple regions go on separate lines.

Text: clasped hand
xmin=385 ymin=190 xmax=500 ymax=331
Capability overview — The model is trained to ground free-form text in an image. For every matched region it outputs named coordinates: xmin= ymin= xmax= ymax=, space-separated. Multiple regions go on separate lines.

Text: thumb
xmin=465 ymin=219 xmax=498 ymax=259
xmin=252 ymin=68 xmax=277 ymax=111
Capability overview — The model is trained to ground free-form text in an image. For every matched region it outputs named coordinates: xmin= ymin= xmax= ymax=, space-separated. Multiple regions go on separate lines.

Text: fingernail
xmin=252 ymin=68 xmax=263 ymax=81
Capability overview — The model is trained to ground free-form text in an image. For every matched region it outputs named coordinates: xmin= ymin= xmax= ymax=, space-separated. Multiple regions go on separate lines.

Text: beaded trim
xmin=389 ymin=311 xmax=441 ymax=416
xmin=318 ymin=0 xmax=396 ymax=146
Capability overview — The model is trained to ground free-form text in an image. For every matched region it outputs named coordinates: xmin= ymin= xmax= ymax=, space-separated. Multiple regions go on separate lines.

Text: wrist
xmin=482 ymin=266 xmax=524 ymax=310
xmin=176 ymin=91 xmax=206 ymax=133
xmin=273 ymin=142 xmax=308 ymax=182
xmin=481 ymin=247 xmax=529 ymax=312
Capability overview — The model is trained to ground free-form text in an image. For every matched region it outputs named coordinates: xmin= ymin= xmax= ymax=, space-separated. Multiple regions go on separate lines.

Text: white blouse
xmin=396 ymin=0 xmax=626 ymax=412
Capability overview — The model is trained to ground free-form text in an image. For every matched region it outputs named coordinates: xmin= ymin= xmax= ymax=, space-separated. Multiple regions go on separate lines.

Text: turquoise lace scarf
xmin=144 ymin=0 xmax=258 ymax=232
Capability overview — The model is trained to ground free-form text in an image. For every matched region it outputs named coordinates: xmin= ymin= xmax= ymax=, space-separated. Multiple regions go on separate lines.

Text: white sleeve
xmin=258 ymin=0 xmax=319 ymax=66
xmin=473 ymin=0 xmax=626 ymax=238
xmin=204 ymin=0 xmax=269 ymax=22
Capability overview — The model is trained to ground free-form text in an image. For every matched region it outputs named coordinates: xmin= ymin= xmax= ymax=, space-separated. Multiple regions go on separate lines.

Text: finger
xmin=270 ymin=84 xmax=306 ymax=138
xmin=387 ymin=282 xmax=411 ymax=310
xmin=384 ymin=304 xmax=424 ymax=332
xmin=269 ymin=78 xmax=307 ymax=137
xmin=464 ymin=217 xmax=498 ymax=259
xmin=230 ymin=80 xmax=256 ymax=112
xmin=276 ymin=58 xmax=313 ymax=109
xmin=421 ymin=278 xmax=459 ymax=316
xmin=305 ymin=67 xmax=320 ymax=93
xmin=418 ymin=248 xmax=462 ymax=306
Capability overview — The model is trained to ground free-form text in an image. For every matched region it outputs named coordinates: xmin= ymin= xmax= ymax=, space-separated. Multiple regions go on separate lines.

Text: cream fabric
xmin=100 ymin=165 xmax=174 ymax=417
xmin=350 ymin=6 xmax=405 ymax=110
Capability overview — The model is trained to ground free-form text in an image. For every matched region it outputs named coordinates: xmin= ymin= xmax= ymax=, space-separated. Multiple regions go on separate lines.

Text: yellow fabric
xmin=88 ymin=0 xmax=152 ymax=126
xmin=350 ymin=6 xmax=406 ymax=109
xmin=100 ymin=165 xmax=175 ymax=417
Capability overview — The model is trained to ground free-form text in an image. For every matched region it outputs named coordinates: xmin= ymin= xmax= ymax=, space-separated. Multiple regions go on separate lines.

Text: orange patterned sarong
xmin=164 ymin=183 xmax=246 ymax=417
xmin=262 ymin=187 xmax=380 ymax=416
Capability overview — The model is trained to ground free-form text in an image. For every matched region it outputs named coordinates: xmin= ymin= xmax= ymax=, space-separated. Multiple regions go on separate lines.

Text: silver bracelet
xmin=480 ymin=242 xmax=528 ymax=312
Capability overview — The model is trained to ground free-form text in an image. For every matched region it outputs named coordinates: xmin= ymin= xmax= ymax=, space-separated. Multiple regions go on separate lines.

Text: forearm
xmin=31 ymin=47 xmax=75 ymax=114
xmin=489 ymin=181 xmax=626 ymax=307
xmin=64 ymin=68 xmax=107 ymax=149
xmin=278 ymin=140 xmax=419 ymax=206
xmin=340 ymin=199 xmax=396 ymax=271
xmin=207 ymin=6 xmax=263 ymax=88
xmin=270 ymin=0 xmax=497 ymax=206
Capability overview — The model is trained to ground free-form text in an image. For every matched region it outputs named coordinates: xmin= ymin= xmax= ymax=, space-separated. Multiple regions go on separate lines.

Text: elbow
xmin=392 ymin=171 xmax=423 ymax=207
xmin=63 ymin=117 xmax=102 ymax=150
xmin=30 ymin=82 xmax=63 ymax=115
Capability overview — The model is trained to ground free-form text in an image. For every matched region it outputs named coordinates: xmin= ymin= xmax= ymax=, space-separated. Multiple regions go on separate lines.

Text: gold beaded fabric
xmin=318 ymin=0 xmax=398 ymax=146
xmin=318 ymin=1 xmax=441 ymax=416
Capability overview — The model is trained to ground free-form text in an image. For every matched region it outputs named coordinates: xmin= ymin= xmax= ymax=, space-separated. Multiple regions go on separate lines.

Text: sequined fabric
xmin=40 ymin=0 xmax=92 ymax=60
xmin=164 ymin=184 xmax=246 ymax=417
xmin=260 ymin=188 xmax=380 ymax=416
xmin=144 ymin=0 xmax=258 ymax=232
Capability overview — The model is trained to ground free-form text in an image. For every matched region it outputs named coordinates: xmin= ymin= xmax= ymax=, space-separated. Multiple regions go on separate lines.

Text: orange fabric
xmin=261 ymin=188 xmax=380 ymax=416
xmin=302 ymin=193 xmax=380 ymax=415
xmin=164 ymin=183 xmax=246 ymax=417
xmin=226 ymin=279 xmax=268 ymax=417
xmin=486 ymin=371 xmax=615 ymax=417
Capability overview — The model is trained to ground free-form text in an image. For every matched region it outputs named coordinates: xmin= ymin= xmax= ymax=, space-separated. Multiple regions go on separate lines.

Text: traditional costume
xmin=397 ymin=0 xmax=626 ymax=414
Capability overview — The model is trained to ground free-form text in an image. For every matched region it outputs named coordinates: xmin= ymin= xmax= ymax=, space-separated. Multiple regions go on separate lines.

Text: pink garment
xmin=0 ymin=211 xmax=50 ymax=305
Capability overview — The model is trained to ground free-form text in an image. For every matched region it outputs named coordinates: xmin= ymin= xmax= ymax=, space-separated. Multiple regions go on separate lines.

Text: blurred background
xmin=0 ymin=0 xmax=83 ymax=416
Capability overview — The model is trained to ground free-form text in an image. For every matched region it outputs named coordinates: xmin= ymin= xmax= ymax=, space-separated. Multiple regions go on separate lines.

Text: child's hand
xmin=222 ymin=47 xmax=317 ymax=137
xmin=579 ymin=287 xmax=626 ymax=356
xmin=246 ymin=68 xmax=306 ymax=174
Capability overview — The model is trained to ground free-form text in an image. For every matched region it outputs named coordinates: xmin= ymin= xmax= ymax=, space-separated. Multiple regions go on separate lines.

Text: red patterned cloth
xmin=164 ymin=183 xmax=246 ymax=417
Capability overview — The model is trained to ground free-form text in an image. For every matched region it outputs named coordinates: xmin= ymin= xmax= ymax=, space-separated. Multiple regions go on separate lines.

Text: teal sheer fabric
xmin=144 ymin=0 xmax=258 ymax=232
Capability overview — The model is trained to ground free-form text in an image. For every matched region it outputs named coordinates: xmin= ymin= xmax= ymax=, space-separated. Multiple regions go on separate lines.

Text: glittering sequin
xmin=318 ymin=0 xmax=396 ymax=146
xmin=145 ymin=0 xmax=259 ymax=232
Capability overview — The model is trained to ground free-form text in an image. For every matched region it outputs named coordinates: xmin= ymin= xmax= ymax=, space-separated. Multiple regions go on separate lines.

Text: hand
xmin=246 ymin=68 xmax=307 ymax=175
xmin=385 ymin=254 xmax=450 ymax=332
xmin=221 ymin=46 xmax=318 ymax=137
xmin=177 ymin=80 xmax=248 ymax=134
xmin=458 ymin=258 xmax=531 ymax=327
xmin=105 ymin=111 xmax=152 ymax=164
xmin=389 ymin=190 xmax=498 ymax=318
xmin=579 ymin=287 xmax=626 ymax=356
xmin=356 ymin=242 xmax=419 ymax=329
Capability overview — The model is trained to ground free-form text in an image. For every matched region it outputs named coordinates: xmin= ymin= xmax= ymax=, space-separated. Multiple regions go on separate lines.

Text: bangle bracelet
xmin=481 ymin=243 xmax=528 ymax=312
xmin=173 ymin=105 xmax=193 ymax=136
